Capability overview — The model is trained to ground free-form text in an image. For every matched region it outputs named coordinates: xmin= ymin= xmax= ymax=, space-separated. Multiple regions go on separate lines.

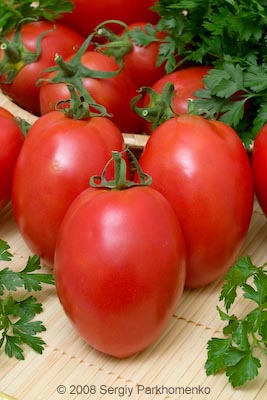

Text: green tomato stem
xmin=90 ymin=149 xmax=152 ymax=190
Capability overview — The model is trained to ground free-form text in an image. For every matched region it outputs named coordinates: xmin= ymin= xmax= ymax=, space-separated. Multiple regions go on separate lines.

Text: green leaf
xmin=246 ymin=308 xmax=264 ymax=333
xmin=205 ymin=337 xmax=232 ymax=375
xmin=19 ymin=256 xmax=55 ymax=292
xmin=0 ymin=268 xmax=26 ymax=295
xmin=0 ymin=239 xmax=13 ymax=261
xmin=252 ymin=102 xmax=267 ymax=136
xmin=152 ymin=0 xmax=267 ymax=145
xmin=253 ymin=269 xmax=267 ymax=304
xmin=226 ymin=351 xmax=261 ymax=387
xmin=4 ymin=335 xmax=24 ymax=360
xmin=13 ymin=296 xmax=43 ymax=320
xmin=129 ymin=24 xmax=160 ymax=47
xmin=0 ymin=0 xmax=74 ymax=36
xmin=220 ymin=256 xmax=256 ymax=311
xmin=219 ymin=99 xmax=246 ymax=128
xmin=206 ymin=256 xmax=267 ymax=387
xmin=0 ymin=240 xmax=54 ymax=360
xmin=232 ymin=321 xmax=250 ymax=351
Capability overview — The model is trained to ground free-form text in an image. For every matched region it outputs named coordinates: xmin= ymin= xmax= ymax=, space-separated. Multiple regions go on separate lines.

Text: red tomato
xmin=0 ymin=106 xmax=14 ymax=119
xmin=54 ymin=184 xmax=186 ymax=358
xmin=0 ymin=107 xmax=24 ymax=212
xmin=137 ymin=114 xmax=254 ymax=288
xmin=97 ymin=22 xmax=167 ymax=88
xmin=252 ymin=124 xmax=267 ymax=217
xmin=140 ymin=66 xmax=211 ymax=133
xmin=0 ymin=21 xmax=85 ymax=115
xmin=59 ymin=0 xmax=159 ymax=37
xmin=12 ymin=111 xmax=125 ymax=266
xmin=39 ymin=51 xmax=142 ymax=133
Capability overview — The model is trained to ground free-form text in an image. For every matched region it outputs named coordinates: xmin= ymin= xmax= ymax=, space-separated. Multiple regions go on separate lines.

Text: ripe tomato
xmin=12 ymin=111 xmax=125 ymax=266
xmin=54 ymin=182 xmax=186 ymax=358
xmin=0 ymin=106 xmax=14 ymax=119
xmin=59 ymin=0 xmax=159 ymax=38
xmin=0 ymin=21 xmax=85 ymax=115
xmin=137 ymin=114 xmax=254 ymax=288
xmin=252 ymin=124 xmax=267 ymax=217
xmin=0 ymin=107 xmax=24 ymax=212
xmin=39 ymin=50 xmax=142 ymax=133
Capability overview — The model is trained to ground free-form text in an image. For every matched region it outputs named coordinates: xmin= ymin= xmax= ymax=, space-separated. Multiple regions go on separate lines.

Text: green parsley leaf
xmin=136 ymin=1 xmax=267 ymax=142
xmin=0 ymin=239 xmax=55 ymax=360
xmin=205 ymin=256 xmax=267 ymax=387
xmin=0 ymin=239 xmax=13 ymax=261
xmin=219 ymin=256 xmax=256 ymax=311
xmin=226 ymin=351 xmax=261 ymax=387
xmin=0 ymin=0 xmax=74 ymax=36
xmin=205 ymin=337 xmax=232 ymax=375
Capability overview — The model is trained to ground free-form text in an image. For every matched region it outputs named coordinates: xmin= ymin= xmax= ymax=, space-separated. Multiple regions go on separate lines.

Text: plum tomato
xmin=54 ymin=153 xmax=186 ymax=357
xmin=137 ymin=114 xmax=254 ymax=288
xmin=0 ymin=108 xmax=24 ymax=212
xmin=252 ymin=124 xmax=267 ymax=217
xmin=12 ymin=111 xmax=125 ymax=266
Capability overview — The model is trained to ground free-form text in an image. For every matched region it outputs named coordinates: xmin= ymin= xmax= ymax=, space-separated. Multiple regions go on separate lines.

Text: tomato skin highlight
xmin=12 ymin=111 xmax=125 ymax=266
xmin=54 ymin=186 xmax=186 ymax=358
xmin=0 ymin=109 xmax=24 ymax=212
xmin=0 ymin=21 xmax=85 ymax=115
xmin=252 ymin=124 xmax=267 ymax=217
xmin=137 ymin=114 xmax=254 ymax=288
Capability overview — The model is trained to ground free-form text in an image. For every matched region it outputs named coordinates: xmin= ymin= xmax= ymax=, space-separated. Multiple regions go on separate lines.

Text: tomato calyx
xmin=38 ymin=33 xmax=122 ymax=111
xmin=14 ymin=117 xmax=31 ymax=136
xmin=94 ymin=20 xmax=133 ymax=66
xmin=0 ymin=20 xmax=54 ymax=83
xmin=56 ymin=84 xmax=112 ymax=119
xmin=90 ymin=149 xmax=151 ymax=190
xmin=131 ymin=82 xmax=176 ymax=131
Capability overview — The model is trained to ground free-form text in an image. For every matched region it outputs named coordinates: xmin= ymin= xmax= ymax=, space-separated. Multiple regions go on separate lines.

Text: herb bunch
xmin=206 ymin=256 xmax=267 ymax=387
xmin=0 ymin=239 xmax=54 ymax=360
xmin=0 ymin=0 xmax=73 ymax=36
xmin=130 ymin=0 xmax=267 ymax=145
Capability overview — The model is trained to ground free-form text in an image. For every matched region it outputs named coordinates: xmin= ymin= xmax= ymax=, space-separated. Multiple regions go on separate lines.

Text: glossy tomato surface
xmin=137 ymin=114 xmax=254 ymax=288
xmin=54 ymin=185 xmax=186 ymax=358
xmin=0 ymin=21 xmax=85 ymax=115
xmin=252 ymin=124 xmax=267 ymax=217
xmin=0 ymin=108 xmax=24 ymax=212
xmin=39 ymin=51 xmax=142 ymax=133
xmin=12 ymin=111 xmax=125 ymax=266
xmin=59 ymin=0 xmax=159 ymax=37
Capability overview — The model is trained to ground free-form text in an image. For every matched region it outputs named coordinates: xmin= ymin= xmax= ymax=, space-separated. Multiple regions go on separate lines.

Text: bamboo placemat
xmin=0 ymin=91 xmax=267 ymax=399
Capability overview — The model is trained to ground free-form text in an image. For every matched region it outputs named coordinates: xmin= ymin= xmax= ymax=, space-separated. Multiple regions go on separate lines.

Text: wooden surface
xmin=1 ymin=92 xmax=267 ymax=399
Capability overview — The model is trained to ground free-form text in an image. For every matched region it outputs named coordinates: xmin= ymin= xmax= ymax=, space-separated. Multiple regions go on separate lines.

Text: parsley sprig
xmin=206 ymin=256 xmax=267 ymax=387
xmin=130 ymin=0 xmax=267 ymax=145
xmin=0 ymin=239 xmax=55 ymax=360
xmin=0 ymin=0 xmax=73 ymax=36
xmin=192 ymin=56 xmax=267 ymax=147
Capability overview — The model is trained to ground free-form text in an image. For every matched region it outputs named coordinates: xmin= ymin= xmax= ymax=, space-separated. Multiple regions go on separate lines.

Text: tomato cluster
xmin=0 ymin=1 xmax=266 ymax=359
